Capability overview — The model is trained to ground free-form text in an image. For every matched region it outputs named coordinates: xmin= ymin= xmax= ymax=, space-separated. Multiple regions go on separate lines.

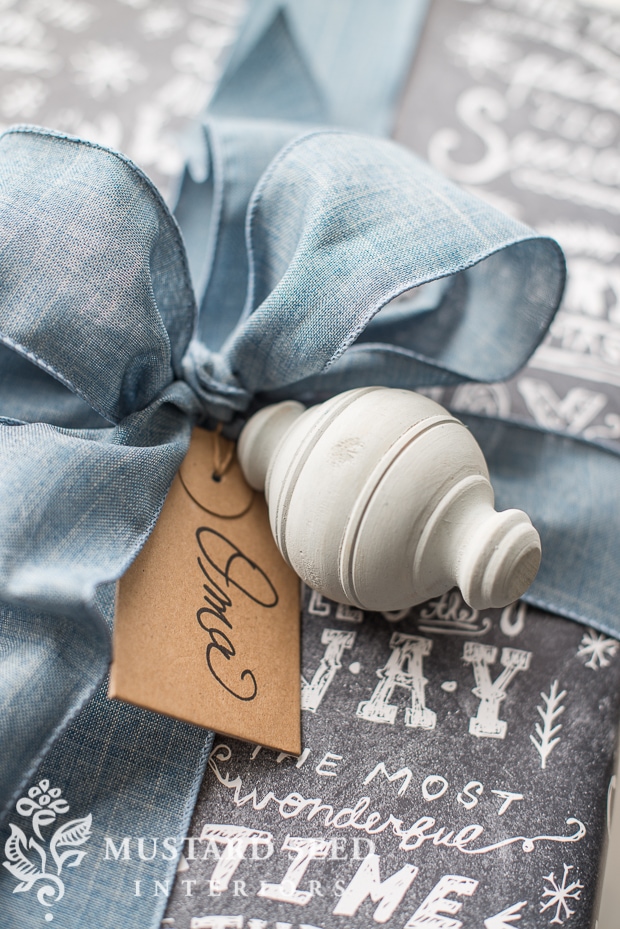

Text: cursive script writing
xmin=208 ymin=744 xmax=586 ymax=857
xmin=195 ymin=528 xmax=278 ymax=701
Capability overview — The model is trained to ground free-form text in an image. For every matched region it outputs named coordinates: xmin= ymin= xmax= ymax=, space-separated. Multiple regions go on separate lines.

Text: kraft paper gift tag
xmin=110 ymin=428 xmax=301 ymax=755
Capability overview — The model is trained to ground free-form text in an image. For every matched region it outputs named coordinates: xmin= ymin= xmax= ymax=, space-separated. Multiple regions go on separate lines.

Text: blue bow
xmin=0 ymin=113 xmax=566 ymax=812
xmin=1 ymin=5 xmax=619 ymax=926
xmin=0 ymin=120 xmax=565 ymax=609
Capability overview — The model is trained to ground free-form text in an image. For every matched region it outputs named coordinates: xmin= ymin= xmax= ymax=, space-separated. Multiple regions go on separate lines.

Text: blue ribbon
xmin=0 ymin=3 xmax=617 ymax=926
xmin=0 ymin=121 xmax=565 ymax=618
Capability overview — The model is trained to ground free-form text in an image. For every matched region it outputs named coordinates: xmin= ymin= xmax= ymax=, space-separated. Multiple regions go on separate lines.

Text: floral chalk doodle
xmin=2 ymin=778 xmax=92 ymax=921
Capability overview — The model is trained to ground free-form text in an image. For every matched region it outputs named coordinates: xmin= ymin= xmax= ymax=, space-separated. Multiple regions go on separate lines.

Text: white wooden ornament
xmin=237 ymin=387 xmax=541 ymax=612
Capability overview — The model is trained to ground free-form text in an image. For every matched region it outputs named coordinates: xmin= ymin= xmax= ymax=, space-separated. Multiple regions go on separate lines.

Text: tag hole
xmin=211 ymin=472 xmax=222 ymax=483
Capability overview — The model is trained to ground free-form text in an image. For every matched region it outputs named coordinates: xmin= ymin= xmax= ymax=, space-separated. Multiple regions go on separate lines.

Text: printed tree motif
xmin=3 ymin=779 xmax=91 ymax=918
xmin=530 ymin=680 xmax=566 ymax=770
xmin=576 ymin=630 xmax=618 ymax=670
xmin=540 ymin=864 xmax=583 ymax=925
xmin=484 ymin=900 xmax=527 ymax=928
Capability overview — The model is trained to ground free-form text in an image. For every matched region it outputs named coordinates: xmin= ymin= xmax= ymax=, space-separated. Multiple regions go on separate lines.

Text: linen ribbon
xmin=1 ymin=4 xmax=620 ymax=927
xmin=0 ymin=120 xmax=565 ymax=625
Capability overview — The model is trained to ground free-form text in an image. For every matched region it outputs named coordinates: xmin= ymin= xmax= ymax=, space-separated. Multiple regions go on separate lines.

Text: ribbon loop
xmin=0 ymin=124 xmax=565 ymax=429
xmin=0 ymin=127 xmax=196 ymax=424
xmin=222 ymin=129 xmax=565 ymax=398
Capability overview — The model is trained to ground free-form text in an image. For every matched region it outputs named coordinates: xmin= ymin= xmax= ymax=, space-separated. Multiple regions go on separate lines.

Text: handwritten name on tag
xmin=110 ymin=428 xmax=301 ymax=755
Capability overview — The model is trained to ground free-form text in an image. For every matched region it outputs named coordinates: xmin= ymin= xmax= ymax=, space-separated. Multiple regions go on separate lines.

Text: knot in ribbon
xmin=181 ymin=341 xmax=251 ymax=423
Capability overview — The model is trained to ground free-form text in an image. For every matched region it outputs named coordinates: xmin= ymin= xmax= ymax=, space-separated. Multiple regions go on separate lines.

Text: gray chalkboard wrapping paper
xmin=0 ymin=1 xmax=619 ymax=927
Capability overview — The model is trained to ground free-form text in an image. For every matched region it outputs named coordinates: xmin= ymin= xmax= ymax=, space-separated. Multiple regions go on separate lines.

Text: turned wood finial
xmin=238 ymin=387 xmax=541 ymax=612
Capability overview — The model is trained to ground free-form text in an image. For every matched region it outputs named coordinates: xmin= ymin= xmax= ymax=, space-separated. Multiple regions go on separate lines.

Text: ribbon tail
xmin=466 ymin=414 xmax=620 ymax=637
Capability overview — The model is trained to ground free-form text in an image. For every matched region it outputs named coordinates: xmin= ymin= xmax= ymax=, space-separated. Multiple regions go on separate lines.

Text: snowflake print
xmin=28 ymin=0 xmax=95 ymax=33
xmin=576 ymin=630 xmax=618 ymax=670
xmin=0 ymin=78 xmax=47 ymax=119
xmin=540 ymin=865 xmax=583 ymax=925
xmin=140 ymin=6 xmax=186 ymax=40
xmin=446 ymin=25 xmax=517 ymax=80
xmin=72 ymin=42 xmax=147 ymax=97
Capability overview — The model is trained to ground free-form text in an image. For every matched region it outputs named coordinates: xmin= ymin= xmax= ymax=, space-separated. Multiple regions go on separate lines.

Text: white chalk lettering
xmin=199 ymin=825 xmax=273 ymax=892
xmin=333 ymin=853 xmax=418 ymax=923
xmin=403 ymin=875 xmax=478 ymax=929
xmin=357 ymin=633 xmax=436 ymax=729
xmin=302 ymin=630 xmax=356 ymax=713
xmin=463 ymin=643 xmax=531 ymax=739
xmin=315 ymin=753 xmax=343 ymax=778
xmin=257 ymin=837 xmax=331 ymax=905
xmin=422 ymin=776 xmax=449 ymax=802
xmin=364 ymin=763 xmax=413 ymax=797
xmin=457 ymin=782 xmax=484 ymax=811
xmin=491 ymin=790 xmax=524 ymax=816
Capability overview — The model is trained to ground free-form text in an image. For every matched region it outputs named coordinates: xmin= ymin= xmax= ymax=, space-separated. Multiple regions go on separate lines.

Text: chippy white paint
xmin=238 ymin=387 xmax=541 ymax=612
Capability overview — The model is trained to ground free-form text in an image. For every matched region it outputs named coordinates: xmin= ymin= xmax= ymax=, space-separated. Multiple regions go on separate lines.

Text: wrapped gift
xmin=1 ymin=1 xmax=619 ymax=927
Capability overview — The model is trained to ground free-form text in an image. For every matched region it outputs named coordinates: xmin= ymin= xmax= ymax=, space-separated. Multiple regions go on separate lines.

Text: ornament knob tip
xmin=456 ymin=508 xmax=541 ymax=610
